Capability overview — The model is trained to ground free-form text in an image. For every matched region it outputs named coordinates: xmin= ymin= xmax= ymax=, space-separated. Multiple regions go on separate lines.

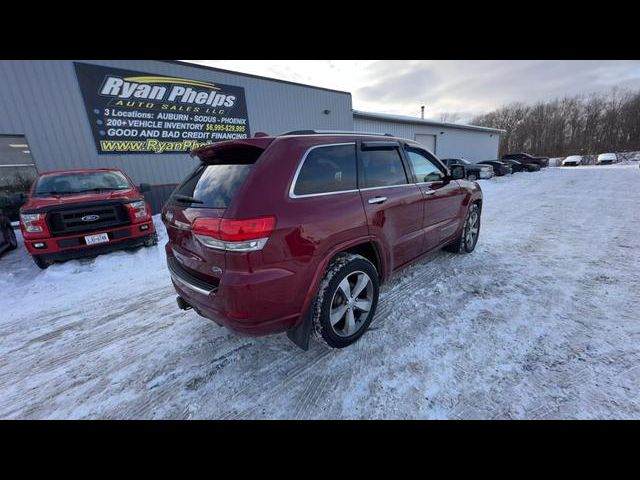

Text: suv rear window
xmin=173 ymin=164 xmax=252 ymax=208
xmin=293 ymin=144 xmax=357 ymax=196
xmin=172 ymin=146 xmax=262 ymax=208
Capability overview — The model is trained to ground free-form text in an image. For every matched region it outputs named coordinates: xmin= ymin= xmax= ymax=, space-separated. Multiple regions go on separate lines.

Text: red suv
xmin=20 ymin=168 xmax=157 ymax=269
xmin=163 ymin=131 xmax=482 ymax=349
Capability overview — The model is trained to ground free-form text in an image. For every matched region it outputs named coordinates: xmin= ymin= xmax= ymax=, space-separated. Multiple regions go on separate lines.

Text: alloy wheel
xmin=329 ymin=271 xmax=373 ymax=337
xmin=465 ymin=207 xmax=480 ymax=248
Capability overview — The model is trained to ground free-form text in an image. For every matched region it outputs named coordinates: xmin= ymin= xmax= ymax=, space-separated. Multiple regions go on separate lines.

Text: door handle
xmin=368 ymin=196 xmax=388 ymax=204
xmin=423 ymin=190 xmax=436 ymax=195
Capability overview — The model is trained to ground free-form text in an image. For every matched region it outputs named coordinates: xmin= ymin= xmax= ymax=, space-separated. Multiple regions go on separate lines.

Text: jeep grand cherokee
xmin=163 ymin=131 xmax=483 ymax=349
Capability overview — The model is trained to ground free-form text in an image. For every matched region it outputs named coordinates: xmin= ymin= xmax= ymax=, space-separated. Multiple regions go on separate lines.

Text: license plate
xmin=84 ymin=233 xmax=109 ymax=245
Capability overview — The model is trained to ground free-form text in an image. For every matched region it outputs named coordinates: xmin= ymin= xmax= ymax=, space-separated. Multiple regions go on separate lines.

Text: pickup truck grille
xmin=48 ymin=204 xmax=130 ymax=236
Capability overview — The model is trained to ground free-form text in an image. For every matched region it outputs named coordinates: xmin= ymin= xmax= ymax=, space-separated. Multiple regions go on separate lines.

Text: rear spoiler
xmin=191 ymin=137 xmax=275 ymax=161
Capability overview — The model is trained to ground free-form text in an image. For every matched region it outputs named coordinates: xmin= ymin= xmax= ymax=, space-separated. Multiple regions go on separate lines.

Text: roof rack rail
xmin=280 ymin=129 xmax=394 ymax=137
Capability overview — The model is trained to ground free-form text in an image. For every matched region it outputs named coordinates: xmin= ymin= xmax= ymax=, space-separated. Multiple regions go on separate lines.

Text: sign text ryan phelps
xmin=99 ymin=76 xmax=237 ymax=108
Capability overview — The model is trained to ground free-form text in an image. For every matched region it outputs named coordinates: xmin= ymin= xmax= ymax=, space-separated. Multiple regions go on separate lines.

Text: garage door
xmin=415 ymin=134 xmax=436 ymax=154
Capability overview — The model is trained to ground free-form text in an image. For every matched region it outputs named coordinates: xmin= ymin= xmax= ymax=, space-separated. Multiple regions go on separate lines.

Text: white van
xmin=562 ymin=155 xmax=583 ymax=166
xmin=596 ymin=153 xmax=617 ymax=165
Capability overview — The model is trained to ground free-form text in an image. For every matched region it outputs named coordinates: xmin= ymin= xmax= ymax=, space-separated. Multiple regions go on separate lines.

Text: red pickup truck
xmin=19 ymin=168 xmax=157 ymax=269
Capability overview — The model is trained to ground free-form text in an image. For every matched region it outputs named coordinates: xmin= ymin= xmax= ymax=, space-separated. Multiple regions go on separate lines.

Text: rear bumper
xmin=23 ymin=220 xmax=155 ymax=257
xmin=166 ymin=249 xmax=303 ymax=336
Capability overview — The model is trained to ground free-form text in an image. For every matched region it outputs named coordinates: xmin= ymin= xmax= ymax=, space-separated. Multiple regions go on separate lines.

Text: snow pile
xmin=0 ymin=215 xmax=170 ymax=319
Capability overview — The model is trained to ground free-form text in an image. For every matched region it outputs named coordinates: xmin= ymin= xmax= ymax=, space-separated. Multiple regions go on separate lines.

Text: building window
xmin=0 ymin=135 xmax=38 ymax=220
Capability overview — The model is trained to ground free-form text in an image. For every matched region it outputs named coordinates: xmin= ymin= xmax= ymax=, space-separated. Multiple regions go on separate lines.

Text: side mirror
xmin=449 ymin=164 xmax=466 ymax=180
xmin=138 ymin=183 xmax=151 ymax=193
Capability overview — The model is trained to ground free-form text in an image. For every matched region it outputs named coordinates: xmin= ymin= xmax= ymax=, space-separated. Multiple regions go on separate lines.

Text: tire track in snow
xmin=292 ymin=373 xmax=331 ymax=419
xmin=221 ymin=347 xmax=333 ymax=419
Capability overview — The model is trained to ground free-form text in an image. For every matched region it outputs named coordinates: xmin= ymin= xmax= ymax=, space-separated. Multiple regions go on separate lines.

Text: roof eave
xmin=353 ymin=110 xmax=506 ymax=134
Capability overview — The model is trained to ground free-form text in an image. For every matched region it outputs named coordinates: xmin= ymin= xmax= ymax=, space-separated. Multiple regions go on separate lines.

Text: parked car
xmin=441 ymin=158 xmax=493 ymax=181
xmin=500 ymin=158 xmax=540 ymax=173
xmin=162 ymin=131 xmax=483 ymax=350
xmin=562 ymin=155 xmax=583 ymax=166
xmin=0 ymin=196 xmax=18 ymax=256
xmin=630 ymin=153 xmax=640 ymax=162
xmin=477 ymin=160 xmax=512 ymax=176
xmin=502 ymin=152 xmax=550 ymax=168
xmin=596 ymin=153 xmax=617 ymax=165
xmin=19 ymin=168 xmax=157 ymax=269
xmin=548 ymin=158 xmax=563 ymax=167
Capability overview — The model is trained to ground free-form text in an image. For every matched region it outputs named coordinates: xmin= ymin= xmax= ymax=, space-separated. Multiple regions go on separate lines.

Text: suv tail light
xmin=192 ymin=216 xmax=276 ymax=252
xmin=125 ymin=200 xmax=151 ymax=223
xmin=20 ymin=213 xmax=50 ymax=238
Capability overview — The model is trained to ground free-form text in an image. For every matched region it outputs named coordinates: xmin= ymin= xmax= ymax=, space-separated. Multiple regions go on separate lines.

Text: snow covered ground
xmin=1 ymin=164 xmax=639 ymax=419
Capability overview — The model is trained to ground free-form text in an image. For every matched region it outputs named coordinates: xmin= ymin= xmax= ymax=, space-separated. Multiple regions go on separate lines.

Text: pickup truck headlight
xmin=20 ymin=213 xmax=45 ymax=233
xmin=126 ymin=200 xmax=150 ymax=222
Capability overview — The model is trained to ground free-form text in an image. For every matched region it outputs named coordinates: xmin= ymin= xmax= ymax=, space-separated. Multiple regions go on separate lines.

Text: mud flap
xmin=286 ymin=304 xmax=314 ymax=350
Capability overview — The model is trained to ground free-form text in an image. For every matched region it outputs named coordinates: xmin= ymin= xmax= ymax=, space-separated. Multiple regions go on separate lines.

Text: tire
xmin=6 ymin=225 xmax=17 ymax=250
xmin=144 ymin=232 xmax=158 ymax=247
xmin=468 ymin=173 xmax=478 ymax=181
xmin=443 ymin=202 xmax=481 ymax=254
xmin=312 ymin=253 xmax=379 ymax=349
xmin=32 ymin=255 xmax=53 ymax=269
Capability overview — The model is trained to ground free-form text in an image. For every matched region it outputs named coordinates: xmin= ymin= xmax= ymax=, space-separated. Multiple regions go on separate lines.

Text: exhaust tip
xmin=176 ymin=296 xmax=192 ymax=311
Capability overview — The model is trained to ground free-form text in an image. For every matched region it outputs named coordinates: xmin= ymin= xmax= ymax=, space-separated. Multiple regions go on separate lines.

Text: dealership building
xmin=0 ymin=60 xmax=503 ymax=212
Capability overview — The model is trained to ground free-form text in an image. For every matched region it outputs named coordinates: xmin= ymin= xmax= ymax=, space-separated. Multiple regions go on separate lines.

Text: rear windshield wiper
xmin=173 ymin=194 xmax=204 ymax=204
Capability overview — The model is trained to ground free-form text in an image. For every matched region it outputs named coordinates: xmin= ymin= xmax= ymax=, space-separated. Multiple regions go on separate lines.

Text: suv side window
xmin=293 ymin=144 xmax=357 ymax=196
xmin=405 ymin=147 xmax=446 ymax=183
xmin=359 ymin=147 xmax=408 ymax=188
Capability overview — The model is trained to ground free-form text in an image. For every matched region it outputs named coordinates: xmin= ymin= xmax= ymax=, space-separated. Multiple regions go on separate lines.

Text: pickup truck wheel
xmin=144 ymin=233 xmax=158 ymax=247
xmin=312 ymin=253 xmax=379 ymax=349
xmin=32 ymin=255 xmax=52 ymax=269
xmin=468 ymin=173 xmax=478 ymax=181
xmin=443 ymin=203 xmax=481 ymax=254
xmin=6 ymin=225 xmax=17 ymax=250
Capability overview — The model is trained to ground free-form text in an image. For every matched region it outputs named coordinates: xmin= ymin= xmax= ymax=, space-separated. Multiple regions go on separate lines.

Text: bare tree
xmin=472 ymin=88 xmax=640 ymax=157
xmin=440 ymin=112 xmax=461 ymax=123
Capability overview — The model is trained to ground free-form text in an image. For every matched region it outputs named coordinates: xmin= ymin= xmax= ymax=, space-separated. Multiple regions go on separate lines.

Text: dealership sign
xmin=74 ymin=62 xmax=251 ymax=154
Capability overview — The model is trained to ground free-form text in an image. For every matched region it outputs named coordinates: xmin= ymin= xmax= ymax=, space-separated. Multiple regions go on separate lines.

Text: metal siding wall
xmin=353 ymin=117 xmax=500 ymax=161
xmin=0 ymin=60 xmax=353 ymax=185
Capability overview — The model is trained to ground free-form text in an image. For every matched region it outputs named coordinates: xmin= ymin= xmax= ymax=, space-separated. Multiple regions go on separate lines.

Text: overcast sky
xmin=185 ymin=60 xmax=640 ymax=123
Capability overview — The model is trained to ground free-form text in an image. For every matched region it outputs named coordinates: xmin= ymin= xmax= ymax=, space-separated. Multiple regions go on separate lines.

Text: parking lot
xmin=0 ymin=164 xmax=639 ymax=419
